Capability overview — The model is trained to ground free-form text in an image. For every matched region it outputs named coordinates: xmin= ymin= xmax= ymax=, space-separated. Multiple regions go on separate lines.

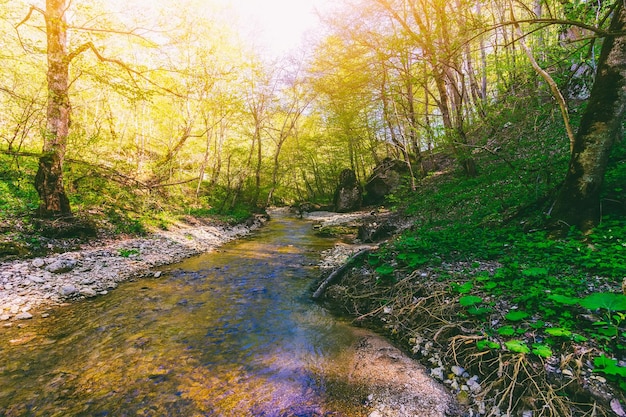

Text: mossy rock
xmin=314 ymin=225 xmax=358 ymax=238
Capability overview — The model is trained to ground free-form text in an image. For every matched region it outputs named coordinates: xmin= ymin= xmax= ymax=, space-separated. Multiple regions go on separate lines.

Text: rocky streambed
xmin=0 ymin=215 xmax=267 ymax=322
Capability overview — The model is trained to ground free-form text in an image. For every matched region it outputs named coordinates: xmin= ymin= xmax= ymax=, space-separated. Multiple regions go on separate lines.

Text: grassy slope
xmin=326 ymin=100 xmax=626 ymax=416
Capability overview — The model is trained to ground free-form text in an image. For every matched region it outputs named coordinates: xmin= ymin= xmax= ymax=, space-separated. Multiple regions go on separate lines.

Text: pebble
xmin=431 ymin=367 xmax=444 ymax=380
xmin=60 ymin=285 xmax=78 ymax=297
xmin=46 ymin=259 xmax=78 ymax=274
xmin=79 ymin=288 xmax=97 ymax=297
xmin=15 ymin=312 xmax=33 ymax=320
xmin=451 ymin=365 xmax=465 ymax=376
xmin=32 ymin=259 xmax=45 ymax=268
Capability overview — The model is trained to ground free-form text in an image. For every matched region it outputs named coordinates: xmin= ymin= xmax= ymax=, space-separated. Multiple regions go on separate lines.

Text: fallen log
xmin=312 ymin=247 xmax=373 ymax=300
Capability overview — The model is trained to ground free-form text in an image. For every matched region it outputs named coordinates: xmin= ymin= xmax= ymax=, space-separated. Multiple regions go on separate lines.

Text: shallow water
xmin=0 ymin=213 xmax=371 ymax=416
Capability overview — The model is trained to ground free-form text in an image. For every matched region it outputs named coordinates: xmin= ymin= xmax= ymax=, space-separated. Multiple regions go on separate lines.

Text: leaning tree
xmin=550 ymin=0 xmax=626 ymax=231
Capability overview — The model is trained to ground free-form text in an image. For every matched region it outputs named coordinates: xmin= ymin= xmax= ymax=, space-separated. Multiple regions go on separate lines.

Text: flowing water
xmin=0 ymin=213 xmax=373 ymax=417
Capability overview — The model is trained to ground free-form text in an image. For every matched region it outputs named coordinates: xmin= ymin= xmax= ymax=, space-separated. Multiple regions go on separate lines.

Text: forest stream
xmin=0 ymin=212 xmax=454 ymax=417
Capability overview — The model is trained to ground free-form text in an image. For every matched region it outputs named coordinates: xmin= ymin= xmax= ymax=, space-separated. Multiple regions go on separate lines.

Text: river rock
xmin=46 ymin=259 xmax=78 ymax=274
xmin=32 ymin=258 xmax=45 ymax=268
xmin=59 ymin=284 xmax=78 ymax=296
xmin=333 ymin=169 xmax=362 ymax=213
xmin=15 ymin=312 xmax=33 ymax=320
xmin=364 ymin=158 xmax=407 ymax=204
xmin=79 ymin=288 xmax=97 ymax=297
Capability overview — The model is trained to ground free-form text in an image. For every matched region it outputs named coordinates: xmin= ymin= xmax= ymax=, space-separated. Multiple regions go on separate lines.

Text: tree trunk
xmin=550 ymin=1 xmax=626 ymax=232
xmin=35 ymin=0 xmax=72 ymax=217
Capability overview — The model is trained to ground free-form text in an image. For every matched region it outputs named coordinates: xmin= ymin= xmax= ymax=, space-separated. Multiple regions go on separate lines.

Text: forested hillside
xmin=0 ymin=0 xmax=623 ymax=231
xmin=0 ymin=0 xmax=625 ymax=414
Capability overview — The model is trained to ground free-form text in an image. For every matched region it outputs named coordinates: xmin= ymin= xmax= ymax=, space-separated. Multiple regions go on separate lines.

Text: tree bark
xmin=550 ymin=1 xmax=626 ymax=232
xmin=35 ymin=0 xmax=72 ymax=217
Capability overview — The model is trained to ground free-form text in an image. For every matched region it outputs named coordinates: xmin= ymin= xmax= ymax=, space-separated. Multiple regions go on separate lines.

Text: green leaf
xmin=482 ymin=281 xmax=498 ymax=290
xmin=531 ymin=343 xmax=553 ymax=358
xmin=548 ymin=294 xmax=580 ymax=305
xmin=505 ymin=340 xmax=530 ymax=354
xmin=593 ymin=355 xmax=616 ymax=369
xmin=375 ymin=264 xmax=395 ymax=276
xmin=572 ymin=334 xmax=588 ymax=342
xmin=459 ymin=295 xmax=483 ymax=306
xmin=545 ymin=327 xmax=572 ymax=337
xmin=579 ymin=293 xmax=626 ymax=312
xmin=593 ymin=356 xmax=626 ymax=377
xmin=505 ymin=310 xmax=529 ymax=321
xmin=497 ymin=325 xmax=516 ymax=336
xmin=453 ymin=281 xmax=474 ymax=294
xmin=522 ymin=267 xmax=548 ymax=278
xmin=476 ymin=340 xmax=500 ymax=350
xmin=467 ymin=306 xmax=492 ymax=316
xmin=529 ymin=320 xmax=545 ymax=329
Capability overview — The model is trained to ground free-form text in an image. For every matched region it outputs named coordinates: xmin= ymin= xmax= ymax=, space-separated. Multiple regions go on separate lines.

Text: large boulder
xmin=333 ymin=169 xmax=363 ymax=213
xmin=364 ymin=158 xmax=408 ymax=204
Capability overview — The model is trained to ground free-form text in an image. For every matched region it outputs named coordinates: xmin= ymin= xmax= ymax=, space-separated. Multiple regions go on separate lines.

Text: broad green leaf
xmin=505 ymin=310 xmax=529 ymax=321
xmin=453 ymin=281 xmax=474 ymax=294
xmin=482 ymin=282 xmax=498 ymax=290
xmin=531 ymin=343 xmax=552 ymax=358
xmin=467 ymin=306 xmax=492 ymax=315
xmin=579 ymin=293 xmax=626 ymax=312
xmin=545 ymin=327 xmax=572 ymax=337
xmin=459 ymin=295 xmax=483 ymax=307
xmin=548 ymin=294 xmax=580 ymax=305
xmin=505 ymin=340 xmax=530 ymax=354
xmin=375 ymin=264 xmax=394 ymax=276
xmin=476 ymin=340 xmax=500 ymax=350
xmin=497 ymin=325 xmax=515 ymax=336
xmin=521 ymin=267 xmax=548 ymax=278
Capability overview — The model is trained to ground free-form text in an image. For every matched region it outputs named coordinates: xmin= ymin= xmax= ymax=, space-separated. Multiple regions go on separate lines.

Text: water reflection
xmin=0 ymin=214 xmax=369 ymax=416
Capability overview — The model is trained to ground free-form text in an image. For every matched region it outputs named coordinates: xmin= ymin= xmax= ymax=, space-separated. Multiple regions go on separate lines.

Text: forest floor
xmin=306 ymin=207 xmax=626 ymax=417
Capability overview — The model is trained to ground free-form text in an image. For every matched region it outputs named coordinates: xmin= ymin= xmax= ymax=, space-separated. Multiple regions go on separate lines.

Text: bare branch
xmin=66 ymin=41 xmax=186 ymax=98
xmin=15 ymin=5 xmax=44 ymax=30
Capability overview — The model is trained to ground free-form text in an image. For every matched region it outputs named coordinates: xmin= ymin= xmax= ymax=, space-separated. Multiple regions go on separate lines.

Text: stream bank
xmin=0 ymin=209 xmax=461 ymax=417
xmin=0 ymin=214 xmax=268 ymax=321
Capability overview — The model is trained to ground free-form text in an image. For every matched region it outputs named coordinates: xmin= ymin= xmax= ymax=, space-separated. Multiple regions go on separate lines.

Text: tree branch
xmin=508 ymin=5 xmax=577 ymax=152
xmin=66 ymin=41 xmax=186 ymax=98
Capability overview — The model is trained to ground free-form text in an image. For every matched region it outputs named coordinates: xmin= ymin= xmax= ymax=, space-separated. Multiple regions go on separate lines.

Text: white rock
xmin=79 ymin=288 xmax=97 ymax=297
xmin=431 ymin=367 xmax=444 ymax=380
xmin=46 ymin=259 xmax=78 ymax=274
xmin=32 ymin=258 xmax=45 ymax=268
xmin=451 ymin=365 xmax=465 ymax=376
xmin=15 ymin=312 xmax=33 ymax=320
xmin=59 ymin=285 xmax=78 ymax=296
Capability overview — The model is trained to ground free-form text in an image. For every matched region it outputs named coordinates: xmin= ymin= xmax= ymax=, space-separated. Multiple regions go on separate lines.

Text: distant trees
xmin=0 ymin=0 xmax=622 ymax=227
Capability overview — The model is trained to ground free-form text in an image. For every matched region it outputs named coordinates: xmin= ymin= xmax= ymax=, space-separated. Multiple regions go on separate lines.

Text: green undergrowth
xmin=342 ymin=103 xmax=626 ymax=414
xmin=0 ymin=152 xmax=256 ymax=257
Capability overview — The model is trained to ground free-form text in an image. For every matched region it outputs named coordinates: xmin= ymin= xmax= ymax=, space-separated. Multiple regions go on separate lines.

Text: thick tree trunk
xmin=35 ymin=0 xmax=72 ymax=217
xmin=550 ymin=2 xmax=626 ymax=231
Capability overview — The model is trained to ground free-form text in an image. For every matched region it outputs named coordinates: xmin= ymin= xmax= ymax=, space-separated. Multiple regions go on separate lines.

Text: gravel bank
xmin=0 ymin=215 xmax=267 ymax=321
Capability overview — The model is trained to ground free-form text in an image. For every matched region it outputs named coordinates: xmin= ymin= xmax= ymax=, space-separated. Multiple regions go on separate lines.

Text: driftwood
xmin=312 ymin=247 xmax=373 ymax=300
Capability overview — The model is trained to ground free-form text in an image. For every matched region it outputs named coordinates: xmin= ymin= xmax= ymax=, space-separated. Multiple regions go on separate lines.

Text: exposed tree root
xmin=320 ymin=264 xmax=622 ymax=417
